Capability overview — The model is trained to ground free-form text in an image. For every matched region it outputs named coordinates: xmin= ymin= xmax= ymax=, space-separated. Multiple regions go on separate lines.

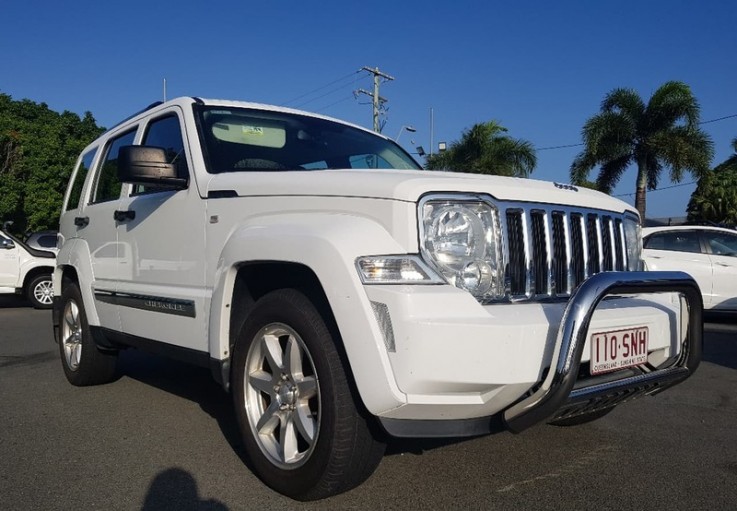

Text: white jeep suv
xmin=53 ymin=97 xmax=703 ymax=500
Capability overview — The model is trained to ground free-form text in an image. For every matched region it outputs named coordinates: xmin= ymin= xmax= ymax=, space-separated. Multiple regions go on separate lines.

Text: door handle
xmin=74 ymin=216 xmax=89 ymax=227
xmin=114 ymin=210 xmax=136 ymax=222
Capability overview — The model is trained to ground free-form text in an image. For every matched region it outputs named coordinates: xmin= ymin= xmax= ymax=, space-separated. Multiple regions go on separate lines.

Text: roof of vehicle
xmin=643 ymin=225 xmax=737 ymax=235
xmin=104 ymin=96 xmax=386 ymax=141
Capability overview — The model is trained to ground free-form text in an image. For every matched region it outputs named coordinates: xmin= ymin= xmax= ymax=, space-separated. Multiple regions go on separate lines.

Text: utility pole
xmin=355 ymin=66 xmax=394 ymax=132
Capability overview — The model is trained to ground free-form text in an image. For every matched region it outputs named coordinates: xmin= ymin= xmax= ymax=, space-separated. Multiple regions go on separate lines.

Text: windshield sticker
xmin=242 ymin=126 xmax=264 ymax=136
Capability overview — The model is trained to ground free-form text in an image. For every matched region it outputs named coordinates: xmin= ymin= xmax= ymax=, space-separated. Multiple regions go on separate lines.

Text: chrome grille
xmin=502 ymin=205 xmax=628 ymax=301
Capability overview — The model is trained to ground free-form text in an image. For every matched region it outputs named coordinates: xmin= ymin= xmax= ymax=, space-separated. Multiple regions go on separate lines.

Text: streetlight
xmin=395 ymin=125 xmax=416 ymax=143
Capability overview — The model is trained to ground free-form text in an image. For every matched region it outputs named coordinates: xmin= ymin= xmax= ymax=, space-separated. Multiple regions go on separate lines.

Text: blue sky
xmin=2 ymin=0 xmax=735 ymax=218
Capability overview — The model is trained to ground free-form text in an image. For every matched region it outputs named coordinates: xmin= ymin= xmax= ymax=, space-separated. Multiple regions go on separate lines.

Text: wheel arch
xmin=22 ymin=266 xmax=54 ymax=291
xmin=208 ymin=214 xmax=408 ymax=415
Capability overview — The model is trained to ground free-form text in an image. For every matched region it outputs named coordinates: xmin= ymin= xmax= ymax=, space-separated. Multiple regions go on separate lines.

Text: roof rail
xmin=103 ymin=100 xmax=164 ymax=134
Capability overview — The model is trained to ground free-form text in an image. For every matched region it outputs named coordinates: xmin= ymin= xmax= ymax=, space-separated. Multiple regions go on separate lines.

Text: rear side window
xmin=65 ymin=148 xmax=98 ymax=211
xmin=37 ymin=235 xmax=57 ymax=248
xmin=92 ymin=129 xmax=137 ymax=204
xmin=644 ymin=231 xmax=702 ymax=253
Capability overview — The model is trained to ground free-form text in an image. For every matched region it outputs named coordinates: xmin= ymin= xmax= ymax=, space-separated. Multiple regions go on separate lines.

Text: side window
xmin=705 ymin=232 xmax=737 ymax=256
xmin=645 ymin=231 xmax=702 ymax=253
xmin=66 ymin=148 xmax=98 ymax=211
xmin=92 ymin=129 xmax=137 ymax=204
xmin=133 ymin=115 xmax=188 ymax=195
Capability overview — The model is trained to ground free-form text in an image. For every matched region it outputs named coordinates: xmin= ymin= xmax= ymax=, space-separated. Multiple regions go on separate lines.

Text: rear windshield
xmin=194 ymin=105 xmax=421 ymax=173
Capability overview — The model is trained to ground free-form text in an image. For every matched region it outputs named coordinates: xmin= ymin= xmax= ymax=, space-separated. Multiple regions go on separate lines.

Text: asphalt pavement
xmin=1 ymin=295 xmax=736 ymax=510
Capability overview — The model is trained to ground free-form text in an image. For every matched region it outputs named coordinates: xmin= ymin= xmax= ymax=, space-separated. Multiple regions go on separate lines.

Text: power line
xmin=699 ymin=113 xmax=737 ymax=125
xmin=614 ymin=181 xmax=697 ymax=198
xmin=314 ymin=95 xmax=354 ymax=113
xmin=292 ymin=79 xmax=364 ymax=109
xmin=535 ymin=113 xmax=737 ymax=152
xmin=280 ymin=69 xmax=365 ymax=107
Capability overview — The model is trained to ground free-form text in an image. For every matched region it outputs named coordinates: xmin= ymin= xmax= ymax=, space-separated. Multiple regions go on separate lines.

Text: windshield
xmin=194 ymin=105 xmax=421 ymax=173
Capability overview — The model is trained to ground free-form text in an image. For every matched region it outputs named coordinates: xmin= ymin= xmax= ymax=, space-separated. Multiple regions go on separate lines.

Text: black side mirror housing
xmin=118 ymin=145 xmax=188 ymax=189
xmin=1 ymin=238 xmax=15 ymax=250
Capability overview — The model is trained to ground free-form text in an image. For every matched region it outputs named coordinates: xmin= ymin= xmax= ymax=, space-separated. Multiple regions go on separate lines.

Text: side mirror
xmin=1 ymin=239 xmax=15 ymax=250
xmin=118 ymin=145 xmax=188 ymax=190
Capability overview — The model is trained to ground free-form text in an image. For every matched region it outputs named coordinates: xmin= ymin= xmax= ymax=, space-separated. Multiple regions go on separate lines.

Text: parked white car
xmin=53 ymin=97 xmax=703 ymax=500
xmin=643 ymin=225 xmax=737 ymax=312
xmin=0 ymin=229 xmax=55 ymax=308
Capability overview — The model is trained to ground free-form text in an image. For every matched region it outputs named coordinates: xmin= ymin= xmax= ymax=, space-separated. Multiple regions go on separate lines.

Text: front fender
xmin=210 ymin=212 xmax=410 ymax=415
xmin=53 ymin=238 xmax=99 ymax=326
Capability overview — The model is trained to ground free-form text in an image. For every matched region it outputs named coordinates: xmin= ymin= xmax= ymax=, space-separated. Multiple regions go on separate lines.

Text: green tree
xmin=687 ymin=137 xmax=737 ymax=226
xmin=570 ymin=81 xmax=713 ymax=220
xmin=425 ymin=121 xmax=537 ymax=177
xmin=0 ymin=93 xmax=104 ymax=232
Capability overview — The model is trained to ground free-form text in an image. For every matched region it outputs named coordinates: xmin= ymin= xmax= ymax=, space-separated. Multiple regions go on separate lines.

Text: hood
xmin=204 ymin=169 xmax=636 ymax=214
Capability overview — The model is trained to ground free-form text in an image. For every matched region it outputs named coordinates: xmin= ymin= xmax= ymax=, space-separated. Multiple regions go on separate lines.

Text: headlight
xmin=623 ymin=213 xmax=643 ymax=271
xmin=420 ymin=197 xmax=504 ymax=300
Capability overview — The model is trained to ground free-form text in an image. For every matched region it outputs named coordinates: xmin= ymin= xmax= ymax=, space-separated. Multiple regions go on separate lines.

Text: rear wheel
xmin=59 ymin=282 xmax=118 ymax=386
xmin=26 ymin=274 xmax=53 ymax=309
xmin=232 ymin=289 xmax=385 ymax=501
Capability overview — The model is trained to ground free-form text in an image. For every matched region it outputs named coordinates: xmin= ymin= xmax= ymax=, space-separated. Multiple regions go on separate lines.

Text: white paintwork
xmin=643 ymin=225 xmax=737 ymax=311
xmin=0 ymin=230 xmax=55 ymax=294
xmin=56 ymin=96 xmax=686 ymax=422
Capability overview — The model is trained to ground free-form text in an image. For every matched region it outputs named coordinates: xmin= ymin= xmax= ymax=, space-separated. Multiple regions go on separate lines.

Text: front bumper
xmin=502 ymin=271 xmax=702 ymax=433
xmin=372 ymin=271 xmax=702 ymax=437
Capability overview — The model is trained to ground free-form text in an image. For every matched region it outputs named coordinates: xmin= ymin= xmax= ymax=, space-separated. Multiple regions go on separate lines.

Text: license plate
xmin=590 ymin=326 xmax=649 ymax=375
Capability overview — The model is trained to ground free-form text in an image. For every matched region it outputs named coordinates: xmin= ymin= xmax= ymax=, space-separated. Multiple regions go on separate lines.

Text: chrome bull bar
xmin=503 ymin=271 xmax=703 ymax=433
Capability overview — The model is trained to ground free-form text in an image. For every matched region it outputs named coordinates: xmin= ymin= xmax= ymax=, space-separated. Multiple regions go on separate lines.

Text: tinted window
xmin=194 ymin=106 xmax=420 ymax=173
xmin=92 ymin=129 xmax=137 ymax=204
xmin=133 ymin=115 xmax=188 ymax=195
xmin=644 ymin=231 xmax=702 ymax=253
xmin=704 ymin=231 xmax=737 ymax=256
xmin=66 ymin=148 xmax=98 ymax=211
xmin=37 ymin=235 xmax=57 ymax=248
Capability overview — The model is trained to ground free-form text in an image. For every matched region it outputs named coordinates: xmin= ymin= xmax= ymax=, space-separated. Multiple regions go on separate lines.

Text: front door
xmin=0 ymin=232 xmax=20 ymax=287
xmin=115 ymin=110 xmax=208 ymax=352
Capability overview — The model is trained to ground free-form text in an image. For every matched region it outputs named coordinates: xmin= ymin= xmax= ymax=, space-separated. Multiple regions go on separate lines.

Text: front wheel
xmin=232 ymin=289 xmax=385 ymax=501
xmin=26 ymin=274 xmax=53 ymax=309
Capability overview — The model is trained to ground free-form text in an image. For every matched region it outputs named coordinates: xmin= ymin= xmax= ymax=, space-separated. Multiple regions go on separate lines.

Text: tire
xmin=549 ymin=407 xmax=614 ymax=427
xmin=58 ymin=282 xmax=118 ymax=386
xmin=232 ymin=289 xmax=385 ymax=501
xmin=26 ymin=274 xmax=53 ymax=309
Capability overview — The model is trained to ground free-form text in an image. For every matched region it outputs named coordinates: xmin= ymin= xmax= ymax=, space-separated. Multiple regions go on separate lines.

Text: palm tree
xmin=570 ymin=81 xmax=713 ymax=220
xmin=426 ymin=121 xmax=537 ymax=177
xmin=687 ymin=137 xmax=737 ymax=226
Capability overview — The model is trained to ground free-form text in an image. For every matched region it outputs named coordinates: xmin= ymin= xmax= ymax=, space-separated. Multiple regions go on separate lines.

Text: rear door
xmin=75 ymin=128 xmax=138 ymax=329
xmin=643 ymin=229 xmax=714 ymax=307
xmin=702 ymin=230 xmax=737 ymax=310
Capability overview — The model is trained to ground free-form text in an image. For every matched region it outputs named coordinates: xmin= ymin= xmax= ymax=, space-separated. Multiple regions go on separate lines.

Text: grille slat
xmin=502 ymin=206 xmax=629 ymax=301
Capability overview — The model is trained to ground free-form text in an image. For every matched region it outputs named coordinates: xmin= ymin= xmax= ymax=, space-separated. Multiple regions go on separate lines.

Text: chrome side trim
xmin=95 ymin=290 xmax=196 ymax=318
xmin=502 ymin=271 xmax=703 ymax=433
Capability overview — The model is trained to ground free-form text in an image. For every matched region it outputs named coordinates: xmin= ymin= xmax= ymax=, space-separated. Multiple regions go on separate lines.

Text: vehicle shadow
xmin=703 ymin=322 xmax=737 ymax=370
xmin=116 ymin=349 xmax=242 ymax=449
xmin=0 ymin=295 xmax=32 ymax=308
xmin=114 ymin=349 xmax=476 ymax=465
